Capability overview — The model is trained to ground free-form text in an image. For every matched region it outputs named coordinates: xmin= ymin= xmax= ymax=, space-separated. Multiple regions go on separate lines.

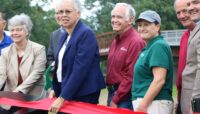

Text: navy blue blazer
xmin=53 ymin=20 xmax=106 ymax=100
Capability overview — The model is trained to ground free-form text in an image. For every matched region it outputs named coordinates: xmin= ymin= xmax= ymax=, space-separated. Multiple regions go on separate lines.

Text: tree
xmin=84 ymin=0 xmax=183 ymax=34
xmin=0 ymin=0 xmax=58 ymax=48
xmin=133 ymin=0 xmax=182 ymax=30
xmin=1 ymin=0 xmax=184 ymax=47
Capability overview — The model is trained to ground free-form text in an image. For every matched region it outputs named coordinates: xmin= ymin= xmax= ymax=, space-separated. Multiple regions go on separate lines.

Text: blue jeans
xmin=107 ymin=87 xmax=133 ymax=110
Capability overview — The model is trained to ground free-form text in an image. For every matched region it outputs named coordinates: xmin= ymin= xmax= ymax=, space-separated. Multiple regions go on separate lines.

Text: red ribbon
xmin=0 ymin=97 xmax=146 ymax=114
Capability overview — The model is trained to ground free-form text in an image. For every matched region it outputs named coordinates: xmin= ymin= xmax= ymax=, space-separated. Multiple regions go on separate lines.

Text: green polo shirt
xmin=132 ymin=35 xmax=173 ymax=101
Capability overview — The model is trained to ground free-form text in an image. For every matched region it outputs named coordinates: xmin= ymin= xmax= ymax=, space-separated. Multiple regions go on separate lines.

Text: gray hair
xmin=73 ymin=0 xmax=82 ymax=12
xmin=113 ymin=3 xmax=136 ymax=24
xmin=60 ymin=0 xmax=82 ymax=13
xmin=8 ymin=13 xmax=33 ymax=35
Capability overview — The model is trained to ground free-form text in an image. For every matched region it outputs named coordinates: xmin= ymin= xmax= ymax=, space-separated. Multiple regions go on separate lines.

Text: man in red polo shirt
xmin=106 ymin=3 xmax=145 ymax=110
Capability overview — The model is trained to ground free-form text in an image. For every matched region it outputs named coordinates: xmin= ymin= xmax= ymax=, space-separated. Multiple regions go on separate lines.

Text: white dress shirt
xmin=57 ymin=35 xmax=70 ymax=82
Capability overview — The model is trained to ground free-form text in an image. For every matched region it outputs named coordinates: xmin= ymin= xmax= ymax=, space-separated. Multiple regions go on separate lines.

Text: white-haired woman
xmin=0 ymin=13 xmax=46 ymax=112
xmin=48 ymin=0 xmax=106 ymax=113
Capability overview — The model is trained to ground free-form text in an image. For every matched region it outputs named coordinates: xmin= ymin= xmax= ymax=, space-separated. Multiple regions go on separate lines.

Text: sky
xmin=30 ymin=0 xmax=91 ymax=19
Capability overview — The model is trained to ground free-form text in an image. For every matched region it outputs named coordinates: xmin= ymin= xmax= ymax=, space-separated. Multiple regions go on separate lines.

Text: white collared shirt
xmin=56 ymin=35 xmax=70 ymax=82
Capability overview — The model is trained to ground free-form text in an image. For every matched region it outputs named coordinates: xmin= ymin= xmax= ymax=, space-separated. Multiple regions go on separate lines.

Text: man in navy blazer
xmin=47 ymin=1 xmax=65 ymax=66
xmin=48 ymin=0 xmax=106 ymax=113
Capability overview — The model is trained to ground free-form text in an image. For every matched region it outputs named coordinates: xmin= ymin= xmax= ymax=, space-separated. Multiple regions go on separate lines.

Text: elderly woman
xmin=131 ymin=10 xmax=174 ymax=114
xmin=48 ymin=0 xmax=106 ymax=113
xmin=0 ymin=13 xmax=46 ymax=111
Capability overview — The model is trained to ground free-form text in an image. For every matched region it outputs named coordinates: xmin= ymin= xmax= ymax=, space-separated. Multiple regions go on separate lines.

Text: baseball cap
xmin=136 ymin=10 xmax=161 ymax=24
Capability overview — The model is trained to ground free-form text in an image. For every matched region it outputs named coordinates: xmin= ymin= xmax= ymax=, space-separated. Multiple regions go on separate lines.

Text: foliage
xmin=132 ymin=0 xmax=182 ymax=30
xmin=1 ymin=0 xmax=184 ymax=49
xmin=84 ymin=0 xmax=183 ymax=34
xmin=0 ymin=0 xmax=58 ymax=48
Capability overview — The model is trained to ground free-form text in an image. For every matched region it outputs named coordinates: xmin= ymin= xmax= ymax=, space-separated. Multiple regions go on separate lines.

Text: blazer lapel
xmin=56 ymin=20 xmax=82 ymax=60
xmin=188 ymin=26 xmax=200 ymax=45
xmin=64 ymin=20 xmax=82 ymax=54
xmin=64 ymin=37 xmax=71 ymax=53
xmin=20 ymin=40 xmax=32 ymax=78
xmin=10 ymin=46 xmax=19 ymax=79
xmin=55 ymin=32 xmax=68 ymax=59
xmin=21 ymin=40 xmax=31 ymax=65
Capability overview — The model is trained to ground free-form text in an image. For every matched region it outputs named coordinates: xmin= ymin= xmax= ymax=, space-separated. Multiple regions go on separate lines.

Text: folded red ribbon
xmin=0 ymin=97 xmax=146 ymax=114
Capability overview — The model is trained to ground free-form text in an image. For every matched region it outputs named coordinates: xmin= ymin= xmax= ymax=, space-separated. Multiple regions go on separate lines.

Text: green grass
xmin=172 ymin=85 xmax=177 ymax=98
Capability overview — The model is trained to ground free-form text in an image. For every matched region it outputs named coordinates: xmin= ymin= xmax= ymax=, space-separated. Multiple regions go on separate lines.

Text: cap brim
xmin=136 ymin=17 xmax=155 ymax=23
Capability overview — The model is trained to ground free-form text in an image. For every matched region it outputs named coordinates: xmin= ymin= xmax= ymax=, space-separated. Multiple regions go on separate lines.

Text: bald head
xmin=174 ymin=0 xmax=195 ymax=29
xmin=174 ymin=0 xmax=187 ymax=10
xmin=0 ymin=12 xmax=6 ymax=33
xmin=53 ymin=0 xmax=63 ymax=26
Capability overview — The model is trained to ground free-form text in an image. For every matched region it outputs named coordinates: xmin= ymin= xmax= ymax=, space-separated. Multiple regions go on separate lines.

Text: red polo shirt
xmin=106 ymin=27 xmax=145 ymax=104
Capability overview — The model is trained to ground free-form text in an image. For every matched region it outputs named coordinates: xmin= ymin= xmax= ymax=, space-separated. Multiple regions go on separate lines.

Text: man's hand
xmin=109 ymin=101 xmax=118 ymax=108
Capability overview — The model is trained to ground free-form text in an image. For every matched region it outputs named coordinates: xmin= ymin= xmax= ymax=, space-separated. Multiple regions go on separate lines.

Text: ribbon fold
xmin=0 ymin=97 xmax=146 ymax=114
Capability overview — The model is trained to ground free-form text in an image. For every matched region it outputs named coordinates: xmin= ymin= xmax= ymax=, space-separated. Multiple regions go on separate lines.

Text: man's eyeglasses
xmin=56 ymin=9 xmax=76 ymax=15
